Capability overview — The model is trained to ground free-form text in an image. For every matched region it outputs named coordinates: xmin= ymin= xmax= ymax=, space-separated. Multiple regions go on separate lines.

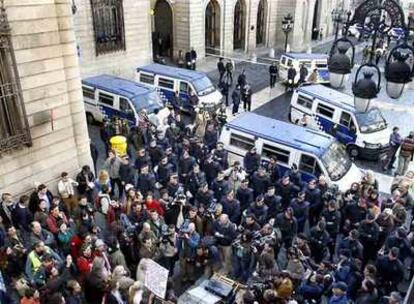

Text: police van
xmin=289 ymin=84 xmax=389 ymax=160
xmin=82 ymin=74 xmax=168 ymax=125
xmin=220 ymin=112 xmax=362 ymax=191
xmin=136 ymin=64 xmax=222 ymax=112
xmin=279 ymin=53 xmax=330 ymax=84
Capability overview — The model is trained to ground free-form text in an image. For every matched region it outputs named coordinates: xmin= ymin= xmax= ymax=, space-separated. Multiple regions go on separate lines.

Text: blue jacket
xmin=329 ymin=295 xmax=349 ymax=304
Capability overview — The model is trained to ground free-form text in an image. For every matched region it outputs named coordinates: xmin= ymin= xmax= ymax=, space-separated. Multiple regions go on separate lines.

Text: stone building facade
xmin=71 ymin=0 xmax=340 ymax=80
xmin=0 ymin=0 xmax=92 ymax=196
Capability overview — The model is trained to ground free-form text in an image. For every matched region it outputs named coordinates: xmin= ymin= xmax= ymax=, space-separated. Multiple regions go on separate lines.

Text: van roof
xmin=226 ymin=113 xmax=334 ymax=158
xmin=283 ymin=53 xmax=329 ymax=60
xmin=137 ymin=63 xmax=206 ymax=82
xmin=296 ymin=84 xmax=355 ymax=112
xmin=82 ymin=74 xmax=154 ymax=100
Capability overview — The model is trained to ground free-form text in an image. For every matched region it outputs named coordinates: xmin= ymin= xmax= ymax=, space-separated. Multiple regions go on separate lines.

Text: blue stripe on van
xmin=315 ymin=115 xmax=356 ymax=145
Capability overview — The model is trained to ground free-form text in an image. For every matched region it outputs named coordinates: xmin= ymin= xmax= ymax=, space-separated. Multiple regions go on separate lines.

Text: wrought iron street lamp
xmin=328 ymin=0 xmax=414 ymax=110
xmin=331 ymin=8 xmax=345 ymax=42
xmin=282 ymin=13 xmax=294 ymax=52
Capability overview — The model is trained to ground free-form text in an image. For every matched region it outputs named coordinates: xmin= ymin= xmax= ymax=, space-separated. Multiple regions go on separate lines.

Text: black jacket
xmin=243 ymin=152 xmax=260 ymax=174
xmin=236 ymin=187 xmax=254 ymax=211
xmin=119 ymin=163 xmax=135 ymax=185
xmin=250 ymin=172 xmax=270 ymax=198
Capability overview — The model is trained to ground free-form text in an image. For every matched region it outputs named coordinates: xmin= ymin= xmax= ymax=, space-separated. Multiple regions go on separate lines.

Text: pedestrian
xmin=217 ymin=57 xmax=225 ymax=83
xmin=397 ymin=131 xmax=414 ymax=176
xmin=319 ymin=28 xmax=323 ymax=41
xmin=57 ymin=172 xmax=79 ymax=216
xmin=231 ymin=85 xmax=241 ymax=115
xmin=190 ymin=47 xmax=197 ymax=70
xmin=299 ymin=63 xmax=308 ymax=85
xmin=269 ymin=62 xmax=278 ymax=88
xmin=242 ymin=84 xmax=252 ymax=112
xmin=383 ymin=126 xmax=402 ymax=171
xmin=219 ymin=80 xmax=230 ymax=107
xmin=225 ymin=60 xmax=234 ymax=84
xmin=237 ymin=69 xmax=247 ymax=88
xmin=185 ymin=50 xmax=192 ymax=70
xmin=286 ymin=63 xmax=296 ymax=92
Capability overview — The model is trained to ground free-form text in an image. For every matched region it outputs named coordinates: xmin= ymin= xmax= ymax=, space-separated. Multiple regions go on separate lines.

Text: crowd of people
xmin=1 ymin=100 xmax=414 ymax=304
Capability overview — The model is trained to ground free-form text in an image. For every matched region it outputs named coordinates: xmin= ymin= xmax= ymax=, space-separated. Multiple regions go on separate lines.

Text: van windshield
xmin=131 ymin=90 xmax=163 ymax=113
xmin=193 ymin=76 xmax=215 ymax=96
xmin=321 ymin=142 xmax=352 ymax=181
xmin=355 ymin=108 xmax=387 ymax=133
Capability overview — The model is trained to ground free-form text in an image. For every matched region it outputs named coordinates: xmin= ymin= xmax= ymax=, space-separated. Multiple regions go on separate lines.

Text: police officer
xmin=269 ymin=62 xmax=278 ymax=88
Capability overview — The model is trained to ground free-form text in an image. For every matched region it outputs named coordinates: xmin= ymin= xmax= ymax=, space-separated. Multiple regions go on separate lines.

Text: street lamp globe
xmin=329 ymin=44 xmax=352 ymax=88
xmin=352 ymin=72 xmax=379 ymax=112
xmin=385 ymin=51 xmax=412 ymax=99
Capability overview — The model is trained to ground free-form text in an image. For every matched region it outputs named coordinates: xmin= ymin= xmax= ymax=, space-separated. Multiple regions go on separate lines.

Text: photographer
xmin=179 ymin=222 xmax=200 ymax=283
xmin=159 ymin=224 xmax=178 ymax=275
xmin=224 ymin=161 xmax=246 ymax=192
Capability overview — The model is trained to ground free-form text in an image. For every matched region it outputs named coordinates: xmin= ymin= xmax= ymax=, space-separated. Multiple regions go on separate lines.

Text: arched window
xmin=90 ymin=0 xmax=126 ymax=56
xmin=0 ymin=4 xmax=31 ymax=154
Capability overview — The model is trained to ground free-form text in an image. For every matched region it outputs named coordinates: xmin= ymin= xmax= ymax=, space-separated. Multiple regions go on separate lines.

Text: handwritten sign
xmin=144 ymin=259 xmax=169 ymax=299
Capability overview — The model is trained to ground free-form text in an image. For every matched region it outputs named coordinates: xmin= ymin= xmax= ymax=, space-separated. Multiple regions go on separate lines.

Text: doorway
xmin=256 ymin=0 xmax=267 ymax=46
xmin=205 ymin=0 xmax=221 ymax=54
xmin=233 ymin=0 xmax=246 ymax=50
xmin=152 ymin=0 xmax=173 ymax=58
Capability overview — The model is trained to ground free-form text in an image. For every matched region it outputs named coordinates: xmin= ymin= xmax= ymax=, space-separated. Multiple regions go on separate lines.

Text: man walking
xmin=383 ymin=127 xmax=402 ymax=171
xmin=190 ymin=47 xmax=197 ymax=70
xmin=217 ymin=58 xmax=225 ymax=83
xmin=299 ymin=63 xmax=308 ymax=85
xmin=242 ymin=84 xmax=252 ymax=112
xmin=269 ymin=62 xmax=278 ymax=88
xmin=286 ymin=63 xmax=296 ymax=92
xmin=226 ymin=60 xmax=234 ymax=84
xmin=232 ymin=85 xmax=241 ymax=115
xmin=397 ymin=131 xmax=414 ymax=176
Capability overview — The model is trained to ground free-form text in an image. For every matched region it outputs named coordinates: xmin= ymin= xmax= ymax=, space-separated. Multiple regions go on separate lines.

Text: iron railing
xmin=404 ymin=274 xmax=414 ymax=304
xmin=0 ymin=0 xmax=32 ymax=155
xmin=90 ymin=0 xmax=126 ymax=56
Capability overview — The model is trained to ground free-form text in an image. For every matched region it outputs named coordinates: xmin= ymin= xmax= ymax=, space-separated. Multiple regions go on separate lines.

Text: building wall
xmin=0 ymin=0 xmax=92 ymax=196
xmin=74 ymin=0 xmax=153 ymax=79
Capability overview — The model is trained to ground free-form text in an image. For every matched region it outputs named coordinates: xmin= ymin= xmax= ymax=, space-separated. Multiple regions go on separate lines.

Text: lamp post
xmin=328 ymin=0 xmax=414 ymax=109
xmin=331 ymin=8 xmax=345 ymax=42
xmin=282 ymin=13 xmax=294 ymax=52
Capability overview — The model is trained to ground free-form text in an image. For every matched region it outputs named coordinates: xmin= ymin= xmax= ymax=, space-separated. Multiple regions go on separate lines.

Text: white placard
xmin=144 ymin=259 xmax=169 ymax=299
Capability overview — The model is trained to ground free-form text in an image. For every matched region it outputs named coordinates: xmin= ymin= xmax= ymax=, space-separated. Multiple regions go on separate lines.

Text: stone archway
xmin=152 ymin=0 xmax=173 ymax=58
xmin=233 ymin=0 xmax=246 ymax=50
xmin=205 ymin=0 xmax=221 ymax=54
xmin=256 ymin=0 xmax=267 ymax=46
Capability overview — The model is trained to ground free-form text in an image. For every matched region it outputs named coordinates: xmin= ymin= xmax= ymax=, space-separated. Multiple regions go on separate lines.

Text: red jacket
xmin=46 ymin=214 xmax=68 ymax=235
xmin=145 ymin=199 xmax=165 ymax=216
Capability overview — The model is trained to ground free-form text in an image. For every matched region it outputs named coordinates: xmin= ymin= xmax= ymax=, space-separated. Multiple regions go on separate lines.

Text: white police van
xmin=220 ymin=112 xmax=362 ymax=191
xmin=82 ymin=74 xmax=169 ymax=125
xmin=136 ymin=64 xmax=222 ymax=112
xmin=279 ymin=53 xmax=330 ymax=84
xmin=289 ymin=85 xmax=390 ymax=160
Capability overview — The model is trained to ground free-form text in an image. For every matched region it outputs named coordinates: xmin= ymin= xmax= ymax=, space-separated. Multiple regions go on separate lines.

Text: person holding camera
xmin=232 ymin=230 xmax=257 ymax=283
xmin=159 ymin=224 xmax=178 ymax=276
xmin=179 ymin=222 xmax=200 ymax=283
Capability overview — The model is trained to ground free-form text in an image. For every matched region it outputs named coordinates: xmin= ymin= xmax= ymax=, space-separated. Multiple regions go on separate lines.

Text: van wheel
xmin=86 ymin=113 xmax=95 ymax=125
xmin=347 ymin=145 xmax=359 ymax=158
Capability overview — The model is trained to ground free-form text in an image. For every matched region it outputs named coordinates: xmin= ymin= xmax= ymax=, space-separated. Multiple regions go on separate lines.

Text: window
xmin=179 ymin=82 xmax=189 ymax=93
xmin=262 ymin=144 xmax=290 ymax=164
xmin=0 ymin=7 xmax=31 ymax=154
xmin=230 ymin=133 xmax=255 ymax=151
xmin=339 ymin=111 xmax=355 ymax=130
xmin=297 ymin=95 xmax=313 ymax=109
xmin=119 ymin=98 xmax=132 ymax=112
xmin=158 ymin=77 xmax=174 ymax=90
xmin=99 ymin=92 xmax=114 ymax=106
xmin=139 ymin=73 xmax=154 ymax=85
xmin=316 ymin=103 xmax=334 ymax=119
xmin=82 ymin=87 xmax=95 ymax=100
xmin=299 ymin=154 xmax=322 ymax=176
xmin=281 ymin=57 xmax=287 ymax=65
xmin=90 ymin=0 xmax=126 ymax=56
xmin=287 ymin=59 xmax=293 ymax=66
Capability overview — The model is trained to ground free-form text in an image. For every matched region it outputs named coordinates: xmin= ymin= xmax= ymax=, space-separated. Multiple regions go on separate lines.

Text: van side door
xmin=315 ymin=102 xmax=336 ymax=137
xmin=156 ymin=76 xmax=175 ymax=106
xmin=97 ymin=90 xmax=116 ymax=121
xmin=119 ymin=97 xmax=137 ymax=125
xmin=179 ymin=81 xmax=191 ymax=110
xmin=261 ymin=140 xmax=291 ymax=178
xmin=298 ymin=153 xmax=323 ymax=182
xmin=335 ymin=111 xmax=357 ymax=144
